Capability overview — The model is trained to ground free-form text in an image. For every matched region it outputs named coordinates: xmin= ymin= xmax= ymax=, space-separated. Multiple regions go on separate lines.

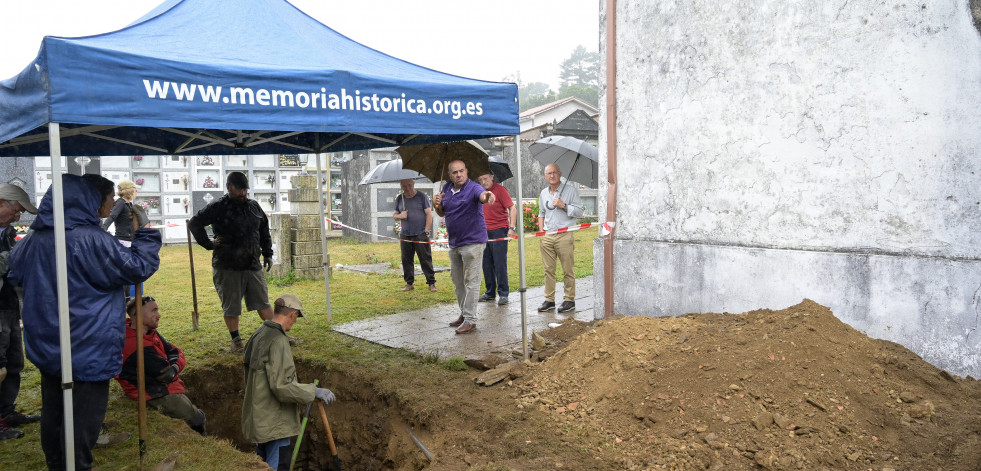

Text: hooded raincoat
xmin=8 ymin=174 xmax=161 ymax=381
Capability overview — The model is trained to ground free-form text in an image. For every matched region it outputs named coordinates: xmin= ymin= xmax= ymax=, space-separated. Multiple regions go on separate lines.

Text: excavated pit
xmin=181 ymin=361 xmax=433 ymax=471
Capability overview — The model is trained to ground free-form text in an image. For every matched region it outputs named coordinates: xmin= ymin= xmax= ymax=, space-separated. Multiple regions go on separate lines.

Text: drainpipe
xmin=603 ymin=0 xmax=618 ymax=319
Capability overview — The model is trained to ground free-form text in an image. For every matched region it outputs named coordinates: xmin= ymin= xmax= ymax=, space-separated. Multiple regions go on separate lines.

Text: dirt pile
xmin=510 ymin=299 xmax=981 ymax=470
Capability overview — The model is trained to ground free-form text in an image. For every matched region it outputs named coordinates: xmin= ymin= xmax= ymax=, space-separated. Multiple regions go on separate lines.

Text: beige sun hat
xmin=117 ymin=180 xmax=141 ymax=191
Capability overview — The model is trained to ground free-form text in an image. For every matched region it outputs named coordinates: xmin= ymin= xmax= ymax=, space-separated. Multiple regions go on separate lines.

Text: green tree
xmin=558 ymin=45 xmax=600 ymax=89
xmin=522 ymin=89 xmax=558 ymax=112
xmin=506 ymin=71 xmax=559 ymax=112
xmin=558 ymin=84 xmax=599 ymax=108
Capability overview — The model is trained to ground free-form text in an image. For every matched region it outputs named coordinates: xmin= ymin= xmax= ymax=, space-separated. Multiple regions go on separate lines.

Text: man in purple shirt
xmin=433 ymin=160 xmax=496 ymax=334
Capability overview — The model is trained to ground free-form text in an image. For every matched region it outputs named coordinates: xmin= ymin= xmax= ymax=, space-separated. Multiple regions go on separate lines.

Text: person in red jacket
xmin=116 ymin=296 xmax=206 ymax=436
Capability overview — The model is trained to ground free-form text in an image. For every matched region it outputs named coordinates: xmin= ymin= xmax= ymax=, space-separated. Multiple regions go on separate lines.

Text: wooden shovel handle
xmin=316 ymin=401 xmax=338 ymax=456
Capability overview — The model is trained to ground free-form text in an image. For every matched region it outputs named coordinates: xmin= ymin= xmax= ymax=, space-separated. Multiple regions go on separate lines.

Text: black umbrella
xmin=487 ymin=156 xmax=513 ymax=182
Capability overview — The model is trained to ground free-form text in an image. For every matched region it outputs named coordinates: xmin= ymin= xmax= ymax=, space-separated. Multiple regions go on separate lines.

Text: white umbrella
xmin=529 ymin=135 xmax=599 ymax=188
xmin=358 ymin=159 xmax=429 ymax=185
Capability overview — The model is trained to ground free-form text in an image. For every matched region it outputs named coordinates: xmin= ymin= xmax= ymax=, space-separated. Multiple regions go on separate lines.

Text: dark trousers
xmin=400 ymin=233 xmax=436 ymax=286
xmin=40 ymin=373 xmax=109 ymax=471
xmin=0 ymin=309 xmax=24 ymax=417
xmin=482 ymin=227 xmax=510 ymax=298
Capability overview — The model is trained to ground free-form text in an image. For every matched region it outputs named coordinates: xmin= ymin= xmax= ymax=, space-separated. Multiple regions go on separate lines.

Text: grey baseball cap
xmin=0 ymin=184 xmax=37 ymax=214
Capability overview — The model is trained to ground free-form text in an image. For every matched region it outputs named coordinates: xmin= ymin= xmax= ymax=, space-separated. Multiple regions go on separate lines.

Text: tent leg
xmin=316 ymin=152 xmax=333 ymax=322
xmin=50 ymin=123 xmax=76 ymax=471
xmin=514 ymin=137 xmax=528 ymax=361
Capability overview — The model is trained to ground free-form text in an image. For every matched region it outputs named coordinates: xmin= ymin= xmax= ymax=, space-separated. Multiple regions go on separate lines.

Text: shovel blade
xmin=327 ymin=454 xmax=343 ymax=471
xmin=151 ymin=451 xmax=180 ymax=471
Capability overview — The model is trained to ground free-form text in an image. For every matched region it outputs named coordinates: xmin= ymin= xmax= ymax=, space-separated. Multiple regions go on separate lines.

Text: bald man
xmin=433 ymin=160 xmax=496 ymax=334
xmin=536 ymin=164 xmax=583 ymax=314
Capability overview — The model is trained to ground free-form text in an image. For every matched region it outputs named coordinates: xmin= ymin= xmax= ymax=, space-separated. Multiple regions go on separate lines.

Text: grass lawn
xmin=0 ymin=230 xmax=596 ymax=470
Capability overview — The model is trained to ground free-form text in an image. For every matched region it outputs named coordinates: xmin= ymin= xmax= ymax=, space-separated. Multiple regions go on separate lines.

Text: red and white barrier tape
xmin=327 ymin=217 xmax=599 ymax=244
xmin=16 ymin=218 xmax=616 ymax=242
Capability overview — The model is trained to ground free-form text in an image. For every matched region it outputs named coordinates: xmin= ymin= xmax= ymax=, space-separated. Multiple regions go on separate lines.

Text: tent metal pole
xmin=316 ymin=152 xmax=333 ymax=322
xmin=50 ymin=123 xmax=76 ymax=471
xmin=514 ymin=137 xmax=528 ymax=360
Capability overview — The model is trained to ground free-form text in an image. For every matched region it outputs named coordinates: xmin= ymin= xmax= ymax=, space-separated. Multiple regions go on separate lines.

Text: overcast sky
xmin=0 ymin=0 xmax=599 ymax=90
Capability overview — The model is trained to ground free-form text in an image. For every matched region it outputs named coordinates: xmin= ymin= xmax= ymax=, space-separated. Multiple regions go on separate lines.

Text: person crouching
xmin=115 ymin=296 xmax=207 ymax=436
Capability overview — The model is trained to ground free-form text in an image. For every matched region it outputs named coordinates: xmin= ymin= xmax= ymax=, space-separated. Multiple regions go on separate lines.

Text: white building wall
xmin=595 ymin=1 xmax=981 ymax=376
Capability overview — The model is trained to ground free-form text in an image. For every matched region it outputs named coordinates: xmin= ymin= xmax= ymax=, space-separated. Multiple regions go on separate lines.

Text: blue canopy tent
xmin=0 ymin=0 xmax=527 ymax=467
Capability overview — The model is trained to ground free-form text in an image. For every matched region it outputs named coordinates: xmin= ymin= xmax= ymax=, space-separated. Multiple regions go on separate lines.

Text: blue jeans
xmin=482 ymin=228 xmax=510 ymax=298
xmin=256 ymin=437 xmax=291 ymax=471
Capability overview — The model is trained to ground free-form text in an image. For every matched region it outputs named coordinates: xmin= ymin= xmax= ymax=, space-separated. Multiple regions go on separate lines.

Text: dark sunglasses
xmin=126 ymin=296 xmax=156 ymax=306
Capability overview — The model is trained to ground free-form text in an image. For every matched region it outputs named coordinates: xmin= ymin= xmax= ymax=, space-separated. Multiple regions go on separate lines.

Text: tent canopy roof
xmin=0 ymin=0 xmax=518 ymax=157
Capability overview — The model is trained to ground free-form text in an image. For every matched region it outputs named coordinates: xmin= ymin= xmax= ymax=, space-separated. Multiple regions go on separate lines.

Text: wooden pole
xmin=132 ymin=215 xmax=148 ymax=469
xmin=186 ymin=220 xmax=199 ymax=330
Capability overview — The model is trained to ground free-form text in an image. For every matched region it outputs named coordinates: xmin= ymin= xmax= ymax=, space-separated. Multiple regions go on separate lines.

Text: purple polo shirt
xmin=440 ymin=179 xmax=488 ymax=249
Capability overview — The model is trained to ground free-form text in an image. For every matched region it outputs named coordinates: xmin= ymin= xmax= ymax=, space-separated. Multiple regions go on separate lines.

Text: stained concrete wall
xmin=595 ymin=1 xmax=981 ymax=376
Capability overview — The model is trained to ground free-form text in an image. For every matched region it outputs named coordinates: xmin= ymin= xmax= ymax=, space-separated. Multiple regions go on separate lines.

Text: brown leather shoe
xmin=448 ymin=316 xmax=464 ymax=327
xmin=428 ymin=284 xmax=437 ymax=292
xmin=401 ymin=284 xmax=414 ymax=292
xmin=455 ymin=323 xmax=477 ymax=334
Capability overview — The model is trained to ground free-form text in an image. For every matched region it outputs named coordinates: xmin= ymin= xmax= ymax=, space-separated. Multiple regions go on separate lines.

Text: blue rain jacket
xmin=9 ymin=175 xmax=161 ymax=380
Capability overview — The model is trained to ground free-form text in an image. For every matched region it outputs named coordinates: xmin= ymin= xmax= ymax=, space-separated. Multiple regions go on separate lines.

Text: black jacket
xmin=101 ymin=198 xmax=149 ymax=241
xmin=187 ymin=195 xmax=272 ymax=271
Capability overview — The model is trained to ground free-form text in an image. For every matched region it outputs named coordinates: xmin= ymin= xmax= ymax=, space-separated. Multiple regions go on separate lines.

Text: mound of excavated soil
xmin=184 ymin=300 xmax=981 ymax=471
xmin=510 ymin=299 xmax=981 ymax=470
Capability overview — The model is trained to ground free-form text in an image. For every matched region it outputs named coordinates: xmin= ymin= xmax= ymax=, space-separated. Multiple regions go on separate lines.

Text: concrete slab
xmin=334 ymin=276 xmax=595 ymax=360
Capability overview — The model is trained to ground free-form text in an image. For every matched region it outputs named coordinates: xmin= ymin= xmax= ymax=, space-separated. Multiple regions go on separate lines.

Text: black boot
xmin=187 ymin=409 xmax=207 ymax=437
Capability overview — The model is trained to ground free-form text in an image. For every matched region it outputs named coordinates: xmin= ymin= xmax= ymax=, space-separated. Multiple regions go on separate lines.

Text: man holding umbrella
xmin=537 ymin=164 xmax=583 ymax=313
xmin=433 ymin=160 xmax=496 ymax=334
xmin=393 ymin=178 xmax=437 ymax=293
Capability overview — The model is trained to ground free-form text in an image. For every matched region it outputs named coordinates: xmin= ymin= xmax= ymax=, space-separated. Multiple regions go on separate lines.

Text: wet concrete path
xmin=334 ymin=276 xmax=595 ymax=360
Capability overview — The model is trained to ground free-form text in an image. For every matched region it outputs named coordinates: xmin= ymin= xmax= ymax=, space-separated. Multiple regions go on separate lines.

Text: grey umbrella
xmin=358 ymin=158 xmax=429 ymax=185
xmin=529 ymin=135 xmax=599 ymax=188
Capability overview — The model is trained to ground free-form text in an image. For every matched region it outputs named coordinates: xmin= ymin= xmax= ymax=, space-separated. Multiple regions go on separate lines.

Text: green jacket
xmin=241 ymin=320 xmax=316 ymax=444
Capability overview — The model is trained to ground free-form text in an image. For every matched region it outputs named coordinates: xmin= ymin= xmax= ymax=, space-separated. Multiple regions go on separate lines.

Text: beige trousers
xmin=540 ymin=232 xmax=575 ymax=302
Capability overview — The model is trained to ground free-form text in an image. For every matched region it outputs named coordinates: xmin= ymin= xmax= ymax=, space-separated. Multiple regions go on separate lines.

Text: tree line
xmin=505 ymin=45 xmax=599 ymax=112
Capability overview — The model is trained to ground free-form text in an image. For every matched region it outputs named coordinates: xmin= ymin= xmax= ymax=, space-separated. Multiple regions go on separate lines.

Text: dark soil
xmin=185 ymin=300 xmax=981 ymax=470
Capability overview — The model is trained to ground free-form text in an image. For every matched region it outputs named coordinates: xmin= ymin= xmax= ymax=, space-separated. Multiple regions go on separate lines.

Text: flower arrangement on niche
xmin=266 ymin=175 xmax=275 ymax=185
xmin=182 ymin=197 xmax=189 ymax=213
xmin=133 ymin=155 xmax=143 ymax=166
xmin=137 ymin=199 xmax=160 ymax=211
xmin=135 ymin=178 xmax=145 ymax=186
xmin=202 ymin=176 xmax=218 ymax=188
xmin=181 ymin=175 xmax=188 ymax=190
xmin=198 ymin=155 xmax=215 ymax=166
